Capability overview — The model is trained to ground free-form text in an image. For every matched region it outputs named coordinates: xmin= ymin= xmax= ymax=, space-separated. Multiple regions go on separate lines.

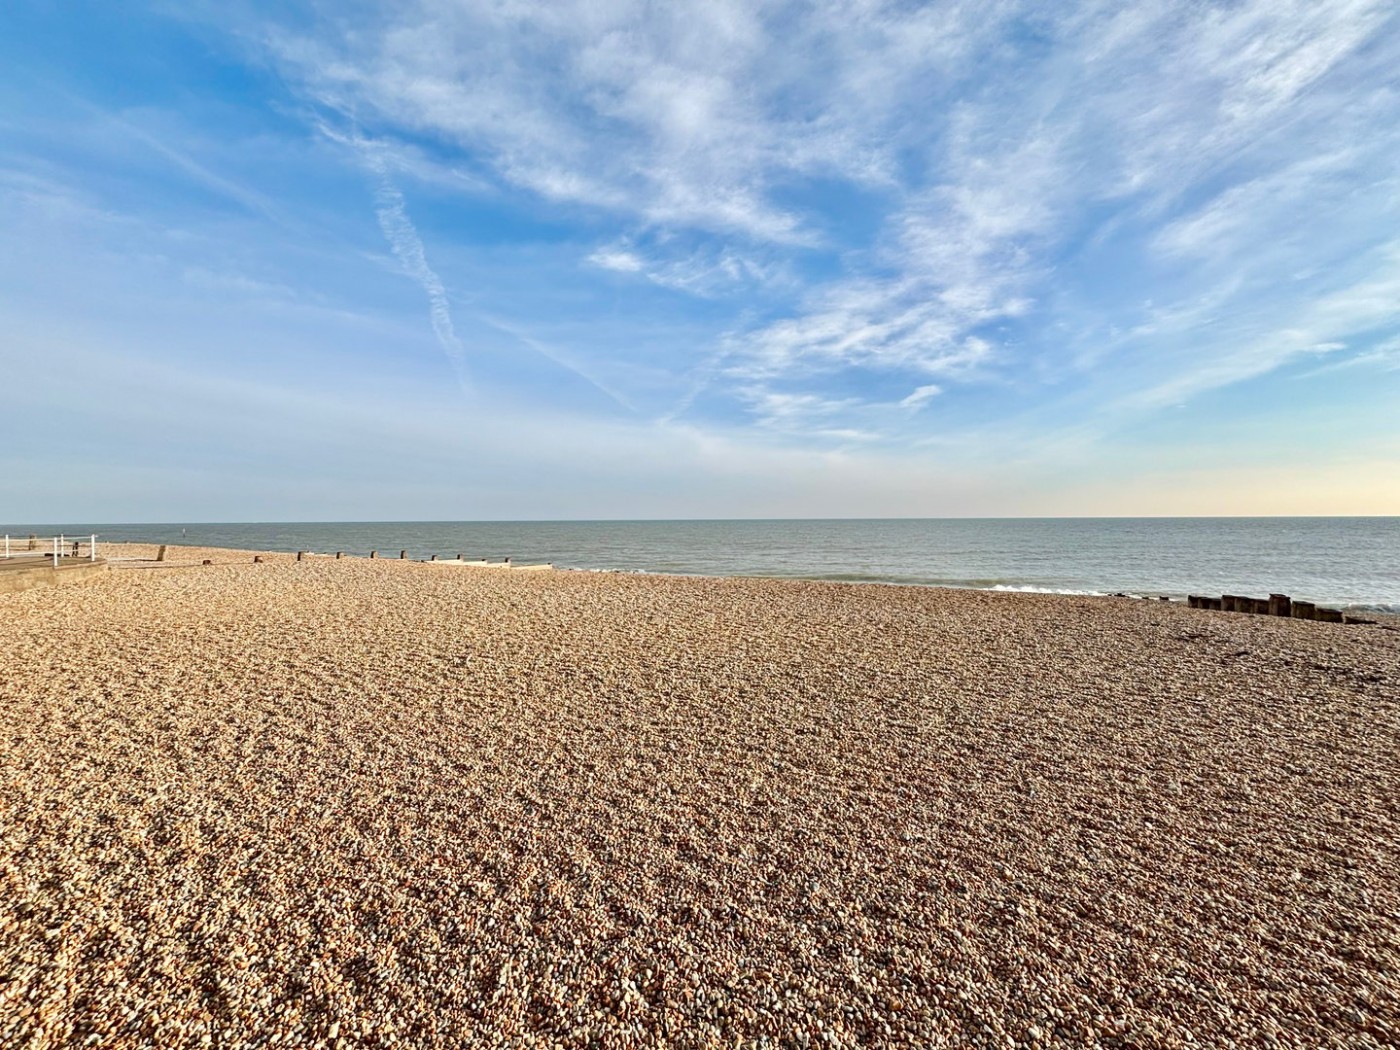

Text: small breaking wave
xmin=990 ymin=584 xmax=1107 ymax=597
xmin=1342 ymin=602 xmax=1400 ymax=615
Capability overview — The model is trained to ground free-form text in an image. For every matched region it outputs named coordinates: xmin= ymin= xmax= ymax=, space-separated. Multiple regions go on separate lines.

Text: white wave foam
xmin=990 ymin=584 xmax=1107 ymax=597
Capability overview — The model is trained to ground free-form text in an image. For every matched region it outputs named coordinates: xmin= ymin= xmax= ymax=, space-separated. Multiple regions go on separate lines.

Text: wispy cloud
xmin=587 ymin=239 xmax=783 ymax=298
xmin=1125 ymin=252 xmax=1400 ymax=409
xmin=899 ymin=384 xmax=943 ymax=411
xmin=8 ymin=0 xmax=1398 ymax=516
xmin=267 ymin=2 xmax=808 ymax=243
xmin=587 ymin=247 xmax=645 ymax=274
xmin=746 ymin=396 xmax=875 ymax=443
xmin=1304 ymin=335 xmax=1400 ymax=376
xmin=728 ymin=0 xmax=1396 ymax=395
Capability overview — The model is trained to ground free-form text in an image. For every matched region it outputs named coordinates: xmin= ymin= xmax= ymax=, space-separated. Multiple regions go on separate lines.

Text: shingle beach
xmin=2 ymin=545 xmax=1398 ymax=1048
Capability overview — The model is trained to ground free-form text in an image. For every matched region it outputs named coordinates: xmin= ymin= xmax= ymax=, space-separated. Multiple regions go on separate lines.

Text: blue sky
xmin=2 ymin=0 xmax=1398 ymax=520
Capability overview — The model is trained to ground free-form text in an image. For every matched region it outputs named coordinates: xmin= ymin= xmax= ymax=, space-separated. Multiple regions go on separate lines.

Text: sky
xmin=2 ymin=0 xmax=1399 ymax=521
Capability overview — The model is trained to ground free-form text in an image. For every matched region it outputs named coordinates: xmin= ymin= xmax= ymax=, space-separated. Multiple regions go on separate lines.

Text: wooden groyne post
xmin=1193 ymin=591 xmax=1356 ymax=624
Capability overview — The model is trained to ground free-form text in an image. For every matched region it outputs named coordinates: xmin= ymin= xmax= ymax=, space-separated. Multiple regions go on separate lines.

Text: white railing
xmin=2 ymin=535 xmax=98 ymax=566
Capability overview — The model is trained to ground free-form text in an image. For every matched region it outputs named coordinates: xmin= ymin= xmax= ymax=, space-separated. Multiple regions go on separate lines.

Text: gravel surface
xmin=2 ymin=544 xmax=1398 ymax=1048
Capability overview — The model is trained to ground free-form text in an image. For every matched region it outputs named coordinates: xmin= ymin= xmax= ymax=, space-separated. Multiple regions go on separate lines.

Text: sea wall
xmin=0 ymin=561 xmax=110 ymax=596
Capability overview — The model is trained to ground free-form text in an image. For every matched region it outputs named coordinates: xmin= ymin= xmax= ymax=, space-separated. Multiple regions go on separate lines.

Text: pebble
xmin=1 ymin=543 xmax=1397 ymax=1047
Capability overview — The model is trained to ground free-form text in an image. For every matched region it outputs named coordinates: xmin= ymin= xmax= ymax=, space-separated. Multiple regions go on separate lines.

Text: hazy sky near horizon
xmin=3 ymin=0 xmax=1399 ymax=521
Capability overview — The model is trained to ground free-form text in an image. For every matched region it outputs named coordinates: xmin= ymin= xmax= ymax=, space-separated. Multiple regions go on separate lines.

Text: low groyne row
xmin=280 ymin=550 xmax=551 ymax=571
xmin=1187 ymin=592 xmax=1369 ymax=624
xmin=130 ymin=545 xmax=549 ymax=571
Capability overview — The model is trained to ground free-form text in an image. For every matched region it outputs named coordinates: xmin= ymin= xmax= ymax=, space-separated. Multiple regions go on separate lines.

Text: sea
xmin=5 ymin=518 xmax=1398 ymax=613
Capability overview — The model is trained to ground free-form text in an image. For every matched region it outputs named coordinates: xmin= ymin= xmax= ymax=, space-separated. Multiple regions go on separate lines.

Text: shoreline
xmin=95 ymin=542 xmax=1400 ymax=622
xmin=10 ymin=519 xmax=1400 ymax=611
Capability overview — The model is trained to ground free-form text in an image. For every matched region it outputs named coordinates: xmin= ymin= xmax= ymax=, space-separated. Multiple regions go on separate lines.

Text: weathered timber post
xmin=1187 ymin=595 xmax=1202 ymax=608
xmin=336 ymin=551 xmax=343 ymax=559
xmin=156 ymin=545 xmax=167 ymax=562
xmin=253 ymin=555 xmax=263 ymax=563
xmin=1250 ymin=598 xmax=1269 ymax=614
xmin=1203 ymin=597 xmax=1222 ymax=610
xmin=400 ymin=550 xmax=407 ymax=560
xmin=430 ymin=554 xmax=437 ymax=561
xmin=1221 ymin=595 xmax=1238 ymax=612
xmin=296 ymin=551 xmax=305 ymax=561
xmin=1315 ymin=607 xmax=1343 ymax=623
xmin=1268 ymin=594 xmax=1292 ymax=617
xmin=28 ymin=534 xmax=36 ymax=551
xmin=369 ymin=550 xmax=377 ymax=559
xmin=1292 ymin=601 xmax=1315 ymax=619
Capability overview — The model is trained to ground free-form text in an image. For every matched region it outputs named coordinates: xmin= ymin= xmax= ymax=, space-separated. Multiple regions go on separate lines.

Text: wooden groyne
xmin=1187 ymin=592 xmax=1365 ymax=624
xmin=268 ymin=550 xmax=549 ymax=571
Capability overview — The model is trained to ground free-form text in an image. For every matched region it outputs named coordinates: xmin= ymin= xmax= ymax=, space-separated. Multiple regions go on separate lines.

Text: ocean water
xmin=5 ymin=518 xmax=1398 ymax=612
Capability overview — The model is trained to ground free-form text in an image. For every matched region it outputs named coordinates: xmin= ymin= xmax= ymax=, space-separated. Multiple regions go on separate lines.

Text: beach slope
xmin=2 ymin=547 xmax=1397 ymax=1047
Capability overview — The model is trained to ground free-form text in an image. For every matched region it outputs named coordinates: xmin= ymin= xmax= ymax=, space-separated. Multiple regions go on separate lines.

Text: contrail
xmin=364 ymin=151 xmax=468 ymax=386
xmin=479 ymin=312 xmax=638 ymax=414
